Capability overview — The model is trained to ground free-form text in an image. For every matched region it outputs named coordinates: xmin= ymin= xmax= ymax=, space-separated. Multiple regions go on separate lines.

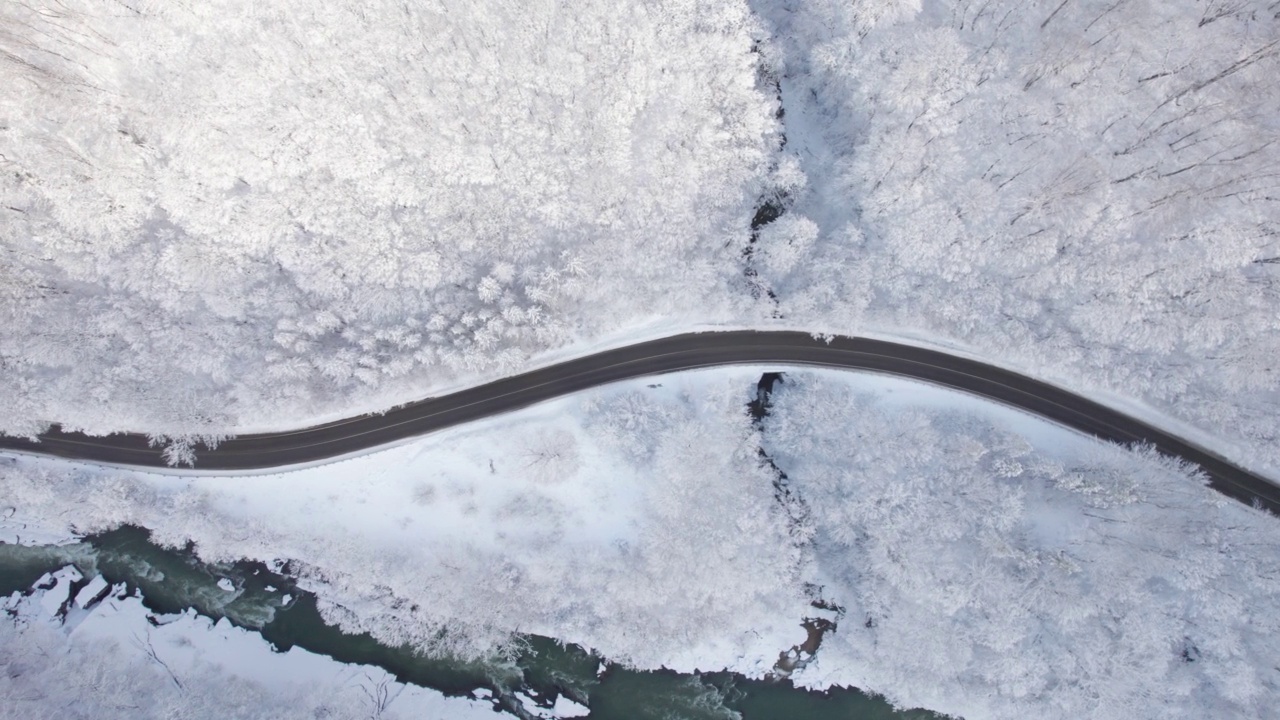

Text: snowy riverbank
xmin=2 ymin=565 xmax=499 ymax=720
xmin=5 ymin=368 xmax=1278 ymax=719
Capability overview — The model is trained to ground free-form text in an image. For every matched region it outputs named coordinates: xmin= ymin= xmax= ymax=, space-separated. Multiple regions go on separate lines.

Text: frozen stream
xmin=0 ymin=526 xmax=942 ymax=720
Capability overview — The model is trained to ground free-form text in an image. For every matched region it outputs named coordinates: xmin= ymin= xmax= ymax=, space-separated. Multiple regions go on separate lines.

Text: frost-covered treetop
xmin=1 ymin=0 xmax=776 ymax=436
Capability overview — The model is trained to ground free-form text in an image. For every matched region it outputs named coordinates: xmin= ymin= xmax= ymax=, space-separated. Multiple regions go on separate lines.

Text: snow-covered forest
xmin=4 ymin=1 xmax=1280 ymax=717
xmin=765 ymin=372 xmax=1280 ymax=719
xmin=4 ymin=371 xmax=1278 ymax=719
xmin=1 ymin=0 xmax=775 ymax=437
xmin=753 ymin=0 xmax=1280 ymax=467
xmin=3 ymin=0 xmax=1277 ymax=472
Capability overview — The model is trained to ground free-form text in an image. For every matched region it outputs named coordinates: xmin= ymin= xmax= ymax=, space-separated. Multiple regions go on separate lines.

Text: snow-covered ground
xmin=1 ymin=566 xmax=495 ymax=720
xmin=3 ymin=369 xmax=814 ymax=671
xmin=4 ymin=367 xmax=1278 ymax=719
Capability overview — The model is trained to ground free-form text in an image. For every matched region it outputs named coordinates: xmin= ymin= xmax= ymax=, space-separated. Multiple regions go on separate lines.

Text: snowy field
xmin=4 ymin=367 xmax=1279 ymax=719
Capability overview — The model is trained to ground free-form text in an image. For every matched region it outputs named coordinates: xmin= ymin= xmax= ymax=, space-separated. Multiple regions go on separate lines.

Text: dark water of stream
xmin=1 ymin=526 xmax=944 ymax=720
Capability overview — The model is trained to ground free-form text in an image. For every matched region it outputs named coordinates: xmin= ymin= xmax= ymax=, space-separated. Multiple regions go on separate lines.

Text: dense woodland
xmin=766 ymin=373 xmax=1280 ymax=720
xmin=2 ymin=0 xmax=1278 ymax=471
xmin=1 ymin=0 xmax=774 ymax=438
xmin=754 ymin=0 xmax=1280 ymax=467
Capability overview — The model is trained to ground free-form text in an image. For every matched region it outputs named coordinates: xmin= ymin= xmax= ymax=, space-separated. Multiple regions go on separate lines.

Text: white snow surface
xmin=5 ymin=2 xmax=1279 ymax=715
xmin=1 ymin=568 xmax=495 ymax=720
xmin=549 ymin=695 xmax=591 ymax=718
xmin=3 ymin=368 xmax=1280 ymax=720
xmin=3 ymin=369 xmax=814 ymax=671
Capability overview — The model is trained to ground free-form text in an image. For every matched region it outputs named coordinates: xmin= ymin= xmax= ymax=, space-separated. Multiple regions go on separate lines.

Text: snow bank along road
xmin=3 ymin=331 xmax=1278 ymax=514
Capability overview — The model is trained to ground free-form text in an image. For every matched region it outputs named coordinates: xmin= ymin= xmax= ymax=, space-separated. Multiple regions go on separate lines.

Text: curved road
xmin=2 ymin=331 xmax=1278 ymax=514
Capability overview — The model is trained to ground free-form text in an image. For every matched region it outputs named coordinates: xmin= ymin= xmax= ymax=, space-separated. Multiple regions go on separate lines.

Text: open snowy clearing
xmin=7 ymin=368 xmax=811 ymax=672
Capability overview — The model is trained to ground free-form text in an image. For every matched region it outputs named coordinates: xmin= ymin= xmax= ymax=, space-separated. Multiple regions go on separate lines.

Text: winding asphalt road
xmin=2 ymin=331 xmax=1278 ymax=514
